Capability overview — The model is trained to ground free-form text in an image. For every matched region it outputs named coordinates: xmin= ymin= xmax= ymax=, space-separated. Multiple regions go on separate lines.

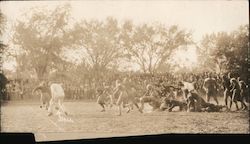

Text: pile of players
xmin=96 ymin=72 xmax=249 ymax=115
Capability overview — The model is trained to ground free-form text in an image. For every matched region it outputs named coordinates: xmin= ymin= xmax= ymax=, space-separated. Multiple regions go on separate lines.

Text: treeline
xmin=1 ymin=4 xmax=249 ymax=83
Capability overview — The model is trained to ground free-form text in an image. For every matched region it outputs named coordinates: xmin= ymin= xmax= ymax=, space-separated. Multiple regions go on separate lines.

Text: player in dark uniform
xmin=229 ymin=78 xmax=247 ymax=110
xmin=112 ymin=78 xmax=138 ymax=115
xmin=222 ymin=74 xmax=232 ymax=108
xmin=160 ymin=97 xmax=187 ymax=112
xmin=139 ymin=84 xmax=161 ymax=112
xmin=186 ymin=90 xmax=206 ymax=112
xmin=238 ymin=77 xmax=249 ymax=105
xmin=32 ymin=81 xmax=51 ymax=110
xmin=96 ymin=82 xmax=113 ymax=112
xmin=229 ymin=78 xmax=239 ymax=110
xmin=123 ymin=78 xmax=141 ymax=113
xmin=203 ymin=73 xmax=219 ymax=105
xmin=186 ymin=90 xmax=226 ymax=112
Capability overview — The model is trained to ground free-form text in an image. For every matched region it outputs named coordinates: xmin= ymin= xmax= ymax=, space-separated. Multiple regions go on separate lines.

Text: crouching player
xmin=139 ymin=84 xmax=162 ymax=112
xmin=32 ymin=81 xmax=51 ymax=110
xmin=96 ymin=82 xmax=112 ymax=112
xmin=96 ymin=88 xmax=107 ymax=112
xmin=187 ymin=90 xmax=226 ymax=112
xmin=160 ymin=97 xmax=187 ymax=112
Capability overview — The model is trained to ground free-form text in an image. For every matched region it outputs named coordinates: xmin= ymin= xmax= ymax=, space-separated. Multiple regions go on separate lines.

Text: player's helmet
xmin=208 ymin=72 xmax=213 ymax=78
xmin=146 ymin=84 xmax=153 ymax=90
xmin=178 ymin=81 xmax=184 ymax=87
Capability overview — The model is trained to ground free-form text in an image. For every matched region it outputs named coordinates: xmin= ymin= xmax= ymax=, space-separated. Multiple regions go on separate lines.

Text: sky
xmin=0 ymin=0 xmax=249 ymax=72
xmin=1 ymin=0 xmax=248 ymax=42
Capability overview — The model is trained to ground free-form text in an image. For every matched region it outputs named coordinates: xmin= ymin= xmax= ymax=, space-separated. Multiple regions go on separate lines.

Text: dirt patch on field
xmin=1 ymin=101 xmax=249 ymax=141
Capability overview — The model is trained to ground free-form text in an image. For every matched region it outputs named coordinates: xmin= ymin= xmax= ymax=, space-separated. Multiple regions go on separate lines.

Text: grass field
xmin=1 ymin=99 xmax=249 ymax=142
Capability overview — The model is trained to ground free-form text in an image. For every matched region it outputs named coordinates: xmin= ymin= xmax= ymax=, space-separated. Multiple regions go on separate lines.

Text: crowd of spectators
xmin=3 ymin=71 xmax=243 ymax=101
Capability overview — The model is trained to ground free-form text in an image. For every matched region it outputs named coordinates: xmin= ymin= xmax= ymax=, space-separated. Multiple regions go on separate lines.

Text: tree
xmin=0 ymin=11 xmax=7 ymax=73
xmin=198 ymin=24 xmax=249 ymax=77
xmin=121 ymin=22 xmax=193 ymax=74
xmin=72 ymin=17 xmax=125 ymax=79
xmin=0 ymin=11 xmax=8 ymax=99
xmin=12 ymin=4 xmax=74 ymax=80
xmin=0 ymin=11 xmax=6 ymax=36
xmin=198 ymin=32 xmax=231 ymax=73
xmin=230 ymin=25 xmax=249 ymax=78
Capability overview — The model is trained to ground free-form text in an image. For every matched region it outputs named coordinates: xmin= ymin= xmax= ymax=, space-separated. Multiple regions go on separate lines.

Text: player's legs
xmin=139 ymin=97 xmax=145 ymax=112
xmin=133 ymin=100 xmax=142 ymax=113
xmin=224 ymin=89 xmax=229 ymax=108
xmin=206 ymin=90 xmax=211 ymax=103
xmin=159 ymin=102 xmax=168 ymax=111
xmin=97 ymin=96 xmax=106 ymax=111
xmin=179 ymin=102 xmax=187 ymax=111
xmin=58 ymin=97 xmax=67 ymax=115
xmin=125 ymin=102 xmax=133 ymax=113
xmin=167 ymin=104 xmax=175 ymax=112
xmin=240 ymin=100 xmax=247 ymax=110
xmin=116 ymin=93 xmax=123 ymax=116
xmin=43 ymin=93 xmax=50 ymax=110
xmin=195 ymin=99 xmax=202 ymax=112
xmin=100 ymin=103 xmax=106 ymax=112
xmin=48 ymin=98 xmax=56 ymax=116
xmin=109 ymin=94 xmax=113 ymax=107
xmin=187 ymin=98 xmax=195 ymax=112
xmin=40 ymin=93 xmax=44 ymax=108
xmin=239 ymin=91 xmax=247 ymax=110
xmin=232 ymin=89 xmax=239 ymax=110
xmin=229 ymin=96 xmax=233 ymax=110
xmin=117 ymin=104 xmax=122 ymax=116
xmin=213 ymin=94 xmax=219 ymax=105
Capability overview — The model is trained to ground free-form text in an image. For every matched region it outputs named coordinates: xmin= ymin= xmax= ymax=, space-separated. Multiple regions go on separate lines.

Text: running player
xmin=47 ymin=83 xmax=68 ymax=116
xmin=112 ymin=78 xmax=129 ymax=116
xmin=123 ymin=78 xmax=141 ymax=113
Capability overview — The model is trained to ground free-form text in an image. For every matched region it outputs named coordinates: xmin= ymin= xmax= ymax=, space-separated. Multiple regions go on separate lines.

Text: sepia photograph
xmin=0 ymin=0 xmax=249 ymax=142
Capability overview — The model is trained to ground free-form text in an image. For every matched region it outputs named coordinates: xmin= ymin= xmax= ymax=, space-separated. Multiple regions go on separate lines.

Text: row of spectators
xmin=2 ymin=71 xmax=243 ymax=100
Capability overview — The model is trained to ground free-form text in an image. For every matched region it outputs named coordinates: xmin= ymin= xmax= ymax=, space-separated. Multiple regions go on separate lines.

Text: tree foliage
xmin=0 ymin=11 xmax=7 ymax=73
xmin=12 ymin=4 xmax=73 ymax=80
xmin=9 ymin=3 xmax=248 ymax=82
xmin=198 ymin=24 xmax=249 ymax=77
xmin=120 ymin=22 xmax=193 ymax=74
xmin=72 ymin=17 xmax=125 ymax=72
